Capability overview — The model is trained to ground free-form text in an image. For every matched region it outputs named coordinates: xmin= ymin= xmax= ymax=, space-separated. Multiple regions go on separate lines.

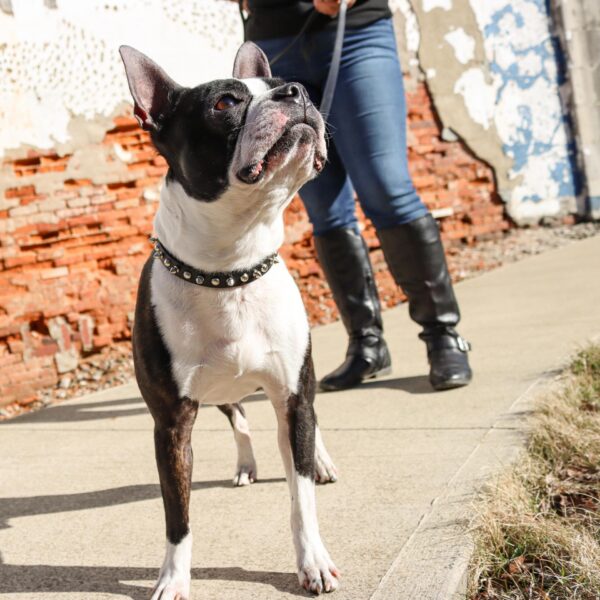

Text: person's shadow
xmin=0 ymin=374 xmax=433 ymax=428
xmin=1 ymin=390 xmax=273 ymax=425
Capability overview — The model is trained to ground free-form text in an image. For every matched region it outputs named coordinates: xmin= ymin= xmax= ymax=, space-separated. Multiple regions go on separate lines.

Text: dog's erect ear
xmin=119 ymin=45 xmax=181 ymax=131
xmin=232 ymin=42 xmax=272 ymax=79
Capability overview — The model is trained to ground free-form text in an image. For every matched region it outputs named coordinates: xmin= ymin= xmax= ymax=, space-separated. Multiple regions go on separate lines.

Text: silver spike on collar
xmin=150 ymin=237 xmax=279 ymax=289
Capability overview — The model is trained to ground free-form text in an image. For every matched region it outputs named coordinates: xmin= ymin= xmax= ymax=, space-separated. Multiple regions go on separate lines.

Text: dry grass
xmin=469 ymin=345 xmax=600 ymax=600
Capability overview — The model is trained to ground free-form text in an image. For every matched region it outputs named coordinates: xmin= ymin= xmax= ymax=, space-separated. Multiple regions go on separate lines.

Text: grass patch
xmin=469 ymin=345 xmax=600 ymax=600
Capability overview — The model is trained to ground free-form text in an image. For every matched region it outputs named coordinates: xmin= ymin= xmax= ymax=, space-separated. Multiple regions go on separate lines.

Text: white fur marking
xmin=154 ymin=179 xmax=289 ymax=272
xmin=271 ymin=403 xmax=340 ymax=595
xmin=151 ymin=257 xmax=310 ymax=407
xmin=231 ymin=407 xmax=258 ymax=486
xmin=242 ymin=77 xmax=271 ymax=97
xmin=152 ymin=177 xmax=312 ymax=408
xmin=151 ymin=532 xmax=192 ymax=600
xmin=293 ymin=475 xmax=340 ymax=594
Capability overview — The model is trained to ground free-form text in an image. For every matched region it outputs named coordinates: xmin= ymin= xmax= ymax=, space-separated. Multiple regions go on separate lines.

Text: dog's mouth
xmin=236 ymin=122 xmax=325 ymax=185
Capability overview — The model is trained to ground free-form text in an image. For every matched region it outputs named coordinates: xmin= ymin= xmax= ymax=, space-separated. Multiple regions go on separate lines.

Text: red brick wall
xmin=283 ymin=83 xmax=508 ymax=323
xmin=0 ymin=82 xmax=507 ymax=407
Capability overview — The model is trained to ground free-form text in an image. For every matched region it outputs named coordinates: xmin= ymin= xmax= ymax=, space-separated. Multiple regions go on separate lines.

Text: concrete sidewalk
xmin=1 ymin=236 xmax=599 ymax=600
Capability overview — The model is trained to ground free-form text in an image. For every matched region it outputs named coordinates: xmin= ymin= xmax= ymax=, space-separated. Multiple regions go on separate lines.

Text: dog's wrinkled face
xmin=119 ymin=43 xmax=326 ymax=202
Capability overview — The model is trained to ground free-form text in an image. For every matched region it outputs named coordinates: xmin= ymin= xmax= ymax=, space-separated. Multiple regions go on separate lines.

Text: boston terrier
xmin=119 ymin=42 xmax=339 ymax=598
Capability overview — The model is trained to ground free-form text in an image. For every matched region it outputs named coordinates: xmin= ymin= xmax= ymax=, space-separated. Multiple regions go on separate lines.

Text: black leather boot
xmin=314 ymin=228 xmax=391 ymax=392
xmin=377 ymin=214 xmax=472 ymax=390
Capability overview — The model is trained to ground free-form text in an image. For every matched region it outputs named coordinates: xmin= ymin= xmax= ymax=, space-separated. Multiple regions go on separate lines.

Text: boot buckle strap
xmin=424 ymin=333 xmax=471 ymax=353
xmin=456 ymin=336 xmax=471 ymax=353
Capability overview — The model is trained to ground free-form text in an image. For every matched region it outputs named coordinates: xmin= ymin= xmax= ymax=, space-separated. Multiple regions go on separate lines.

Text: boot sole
xmin=319 ymin=365 xmax=392 ymax=392
xmin=431 ymin=376 xmax=472 ymax=391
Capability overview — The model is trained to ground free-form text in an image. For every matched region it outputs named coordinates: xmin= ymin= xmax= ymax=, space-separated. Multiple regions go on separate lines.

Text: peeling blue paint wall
xmin=469 ymin=0 xmax=580 ymax=220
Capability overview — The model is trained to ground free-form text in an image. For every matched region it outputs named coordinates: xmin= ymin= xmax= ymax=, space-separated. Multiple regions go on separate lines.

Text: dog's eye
xmin=214 ymin=95 xmax=240 ymax=111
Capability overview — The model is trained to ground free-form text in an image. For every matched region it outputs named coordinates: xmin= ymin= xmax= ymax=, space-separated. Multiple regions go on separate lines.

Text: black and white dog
xmin=119 ymin=42 xmax=339 ymax=598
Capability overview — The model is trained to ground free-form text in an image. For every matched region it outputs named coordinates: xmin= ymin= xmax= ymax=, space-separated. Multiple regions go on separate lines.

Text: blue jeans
xmin=255 ymin=18 xmax=428 ymax=235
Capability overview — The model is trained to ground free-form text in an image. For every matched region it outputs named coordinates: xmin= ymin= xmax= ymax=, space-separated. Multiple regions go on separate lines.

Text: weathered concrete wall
xmin=407 ymin=0 xmax=580 ymax=224
xmin=557 ymin=0 xmax=600 ymax=218
xmin=0 ymin=0 xmax=507 ymax=406
xmin=403 ymin=0 xmax=513 ymax=197
xmin=0 ymin=0 xmax=588 ymax=225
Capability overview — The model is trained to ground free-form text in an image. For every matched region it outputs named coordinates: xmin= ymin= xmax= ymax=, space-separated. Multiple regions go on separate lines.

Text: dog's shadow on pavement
xmin=2 ymin=391 xmax=273 ymax=424
xmin=0 ymin=478 xmax=286 ymax=530
xmin=1 ymin=396 xmax=149 ymax=424
xmin=0 ymin=476 xmax=303 ymax=598
xmin=0 ymin=561 xmax=308 ymax=598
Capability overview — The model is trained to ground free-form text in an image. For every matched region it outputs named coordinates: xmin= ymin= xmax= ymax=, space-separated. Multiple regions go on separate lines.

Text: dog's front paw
xmin=150 ymin=573 xmax=190 ymax=600
xmin=314 ymin=455 xmax=337 ymax=485
xmin=152 ymin=535 xmax=192 ymax=600
xmin=233 ymin=460 xmax=257 ymax=486
xmin=298 ymin=547 xmax=340 ymax=595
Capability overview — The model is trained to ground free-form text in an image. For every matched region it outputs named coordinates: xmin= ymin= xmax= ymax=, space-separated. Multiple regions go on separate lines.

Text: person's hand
xmin=313 ymin=0 xmax=356 ymax=18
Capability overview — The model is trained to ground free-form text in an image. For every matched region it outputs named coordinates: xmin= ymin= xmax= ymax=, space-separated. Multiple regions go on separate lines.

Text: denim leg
xmin=299 ymin=141 xmax=358 ymax=235
xmin=323 ymin=19 xmax=428 ymax=229
xmin=255 ymin=37 xmax=358 ymax=235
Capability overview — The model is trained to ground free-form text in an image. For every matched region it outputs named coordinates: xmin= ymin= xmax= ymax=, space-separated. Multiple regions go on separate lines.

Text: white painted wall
xmin=0 ymin=0 xmax=243 ymax=156
xmin=0 ymin=0 xmax=580 ymax=222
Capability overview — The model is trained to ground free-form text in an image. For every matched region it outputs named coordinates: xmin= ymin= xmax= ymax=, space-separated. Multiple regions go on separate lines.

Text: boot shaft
xmin=376 ymin=214 xmax=460 ymax=331
xmin=314 ymin=227 xmax=384 ymax=339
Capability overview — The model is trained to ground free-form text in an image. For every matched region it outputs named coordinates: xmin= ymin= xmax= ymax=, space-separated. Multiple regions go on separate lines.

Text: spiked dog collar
xmin=150 ymin=237 xmax=279 ymax=289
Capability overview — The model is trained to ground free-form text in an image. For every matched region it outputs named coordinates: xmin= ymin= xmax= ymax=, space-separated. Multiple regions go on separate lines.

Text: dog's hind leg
xmin=314 ymin=424 xmax=338 ymax=484
xmin=217 ymin=403 xmax=257 ymax=486
xmin=268 ymin=344 xmax=340 ymax=595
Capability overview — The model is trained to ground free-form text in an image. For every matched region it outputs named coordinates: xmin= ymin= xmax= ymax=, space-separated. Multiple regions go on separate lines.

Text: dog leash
xmin=238 ymin=0 xmax=347 ymax=122
xmin=319 ymin=0 xmax=347 ymax=122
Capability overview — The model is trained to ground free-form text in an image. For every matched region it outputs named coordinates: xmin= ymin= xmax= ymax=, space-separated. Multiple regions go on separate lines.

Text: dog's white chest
xmin=150 ymin=260 xmax=309 ymax=405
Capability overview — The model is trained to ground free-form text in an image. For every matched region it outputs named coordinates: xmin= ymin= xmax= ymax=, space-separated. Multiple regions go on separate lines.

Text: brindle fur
xmin=287 ymin=341 xmax=317 ymax=479
xmin=133 ymin=258 xmax=199 ymax=544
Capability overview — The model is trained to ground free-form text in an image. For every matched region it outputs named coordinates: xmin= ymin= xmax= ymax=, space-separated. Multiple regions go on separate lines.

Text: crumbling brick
xmin=0 ymin=83 xmax=509 ymax=405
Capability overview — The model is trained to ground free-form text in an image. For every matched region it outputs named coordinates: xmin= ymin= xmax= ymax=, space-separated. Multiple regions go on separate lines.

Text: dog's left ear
xmin=119 ymin=45 xmax=182 ymax=131
xmin=232 ymin=42 xmax=272 ymax=79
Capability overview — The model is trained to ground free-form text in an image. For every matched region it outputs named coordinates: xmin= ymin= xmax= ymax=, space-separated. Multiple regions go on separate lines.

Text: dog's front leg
xmin=151 ymin=396 xmax=199 ymax=600
xmin=271 ymin=357 xmax=340 ymax=595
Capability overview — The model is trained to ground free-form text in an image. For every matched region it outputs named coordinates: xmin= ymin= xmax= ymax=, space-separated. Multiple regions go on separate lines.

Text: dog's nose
xmin=273 ymin=83 xmax=308 ymax=105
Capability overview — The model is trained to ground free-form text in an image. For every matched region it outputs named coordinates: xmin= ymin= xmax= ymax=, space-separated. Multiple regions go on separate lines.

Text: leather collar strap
xmin=150 ymin=237 xmax=279 ymax=289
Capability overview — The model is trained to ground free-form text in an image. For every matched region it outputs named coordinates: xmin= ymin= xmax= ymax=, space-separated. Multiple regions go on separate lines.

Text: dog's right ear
xmin=119 ymin=46 xmax=181 ymax=132
xmin=233 ymin=42 xmax=272 ymax=79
